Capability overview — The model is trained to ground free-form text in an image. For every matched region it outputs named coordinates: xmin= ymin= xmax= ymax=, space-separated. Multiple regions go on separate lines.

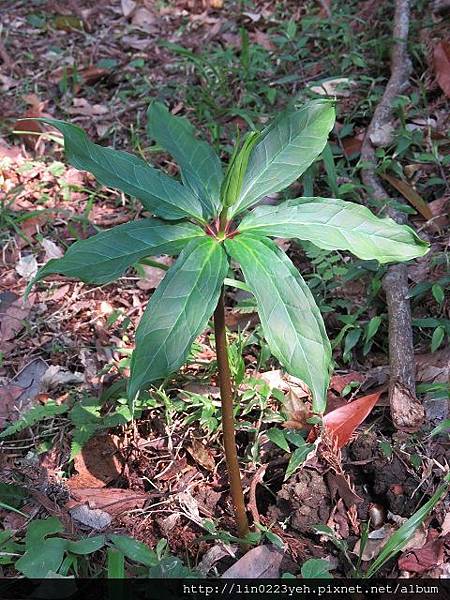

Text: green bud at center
xmin=220 ymin=131 xmax=260 ymax=209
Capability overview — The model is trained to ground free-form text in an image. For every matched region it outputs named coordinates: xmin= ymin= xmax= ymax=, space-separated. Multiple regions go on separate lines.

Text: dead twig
xmin=360 ymin=0 xmax=425 ymax=432
xmin=247 ymin=464 xmax=267 ymax=525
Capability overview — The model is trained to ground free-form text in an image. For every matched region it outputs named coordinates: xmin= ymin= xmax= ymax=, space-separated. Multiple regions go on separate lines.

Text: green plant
xmin=0 ymin=516 xmax=196 ymax=578
xmin=23 ymin=98 xmax=428 ymax=540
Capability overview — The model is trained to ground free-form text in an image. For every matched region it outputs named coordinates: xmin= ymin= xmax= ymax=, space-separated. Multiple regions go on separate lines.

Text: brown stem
xmin=214 ymin=288 xmax=250 ymax=541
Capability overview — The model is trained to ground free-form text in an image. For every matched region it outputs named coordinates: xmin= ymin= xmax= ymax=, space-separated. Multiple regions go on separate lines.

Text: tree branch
xmin=360 ymin=0 xmax=425 ymax=431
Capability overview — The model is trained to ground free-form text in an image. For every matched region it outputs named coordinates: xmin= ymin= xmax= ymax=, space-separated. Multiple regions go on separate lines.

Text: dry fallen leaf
xmin=121 ymin=0 xmax=136 ymax=17
xmin=380 ymin=173 xmax=433 ymax=221
xmin=67 ymin=98 xmax=109 ymax=117
xmin=353 ymin=524 xmax=395 ymax=561
xmin=0 ymin=139 xmax=22 ymax=162
xmin=67 ymin=435 xmax=123 ymax=489
xmin=69 ymin=504 xmax=112 ymax=529
xmin=0 ymin=358 xmax=48 ymax=427
xmin=67 ymin=487 xmax=147 ymax=517
xmin=15 ymin=254 xmax=38 ymax=280
xmin=131 ymin=7 xmax=156 ymax=32
xmin=398 ymin=532 xmax=445 ymax=574
xmin=0 ymin=293 xmax=35 ymax=351
xmin=136 ymin=256 xmax=173 ymax=290
xmin=309 ymin=78 xmax=357 ymax=97
xmin=330 ymin=372 xmax=366 ymax=394
xmin=0 ymin=385 xmax=25 ymax=428
xmin=222 ymin=545 xmax=283 ymax=578
xmin=251 ymin=30 xmax=275 ymax=51
xmin=341 ymin=132 xmax=365 ymax=157
xmin=14 ymin=94 xmax=48 ymax=149
xmin=42 ymin=366 xmax=84 ymax=390
xmin=42 ymin=238 xmax=64 ymax=261
xmin=427 ymin=195 xmax=449 ymax=230
xmin=186 ymin=437 xmax=216 ymax=471
xmin=433 ymin=40 xmax=450 ymax=98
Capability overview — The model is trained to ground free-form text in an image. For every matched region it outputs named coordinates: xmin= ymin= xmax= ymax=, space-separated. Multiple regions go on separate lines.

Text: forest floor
xmin=0 ymin=0 xmax=449 ymax=580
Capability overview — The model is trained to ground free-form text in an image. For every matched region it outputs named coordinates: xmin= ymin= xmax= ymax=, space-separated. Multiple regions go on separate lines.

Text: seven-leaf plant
xmin=24 ymin=100 xmax=429 ymax=540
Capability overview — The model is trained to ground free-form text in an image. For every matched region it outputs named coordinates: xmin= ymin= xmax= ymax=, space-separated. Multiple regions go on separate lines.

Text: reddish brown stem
xmin=214 ymin=288 xmax=250 ymax=541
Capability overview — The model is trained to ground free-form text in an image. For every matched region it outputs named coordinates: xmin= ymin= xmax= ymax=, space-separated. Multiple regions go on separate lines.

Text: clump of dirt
xmin=349 ymin=432 xmax=421 ymax=516
xmin=268 ymin=469 xmax=331 ymax=534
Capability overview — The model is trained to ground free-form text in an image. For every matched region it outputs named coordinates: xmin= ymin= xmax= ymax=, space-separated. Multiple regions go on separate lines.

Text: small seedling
xmin=23 ymin=99 xmax=428 ymax=540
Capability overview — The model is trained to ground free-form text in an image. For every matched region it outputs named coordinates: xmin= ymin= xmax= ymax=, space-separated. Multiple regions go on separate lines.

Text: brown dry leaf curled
xmin=380 ymin=173 xmax=433 ymax=221
xmin=67 ymin=434 xmax=123 ymax=489
xmin=67 ymin=487 xmax=147 ymax=517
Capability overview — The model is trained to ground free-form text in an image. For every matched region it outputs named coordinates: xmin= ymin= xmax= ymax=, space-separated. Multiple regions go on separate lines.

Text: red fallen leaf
xmin=0 ymin=385 xmax=25 ymax=428
xmin=330 ymin=371 xmax=365 ymax=394
xmin=67 ymin=434 xmax=123 ymax=490
xmin=433 ymin=41 xmax=450 ymax=98
xmin=398 ymin=532 xmax=445 ymax=574
xmin=309 ymin=390 xmax=382 ymax=448
xmin=341 ymin=133 xmax=365 ymax=157
xmin=14 ymin=94 xmax=46 ymax=147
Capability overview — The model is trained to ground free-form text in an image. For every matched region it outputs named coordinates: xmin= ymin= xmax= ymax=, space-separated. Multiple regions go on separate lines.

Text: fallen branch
xmin=360 ymin=0 xmax=425 ymax=431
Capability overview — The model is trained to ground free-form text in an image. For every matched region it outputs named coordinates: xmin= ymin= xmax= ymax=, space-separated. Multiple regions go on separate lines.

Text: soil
xmin=268 ymin=469 xmax=331 ymax=535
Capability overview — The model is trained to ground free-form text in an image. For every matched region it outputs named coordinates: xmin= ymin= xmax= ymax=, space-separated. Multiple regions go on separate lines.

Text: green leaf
xmin=301 ymin=558 xmax=333 ymax=579
xmin=107 ymin=548 xmax=125 ymax=578
xmin=30 ymin=219 xmax=204 ymax=287
xmin=431 ymin=419 xmax=450 ymax=437
xmin=230 ymin=100 xmax=335 ymax=217
xmin=238 ymin=197 xmax=430 ymax=263
xmin=148 ymin=556 xmax=198 ymax=578
xmin=343 ymin=328 xmax=362 ymax=361
xmin=0 ymin=483 xmax=29 ymax=509
xmin=431 ymin=326 xmax=445 ymax=352
xmin=266 ymin=428 xmax=290 ymax=452
xmin=16 ymin=538 xmax=68 ymax=578
xmin=25 ymin=517 xmax=64 ymax=547
xmin=284 ymin=441 xmax=314 ymax=480
xmin=365 ymin=316 xmax=382 ymax=342
xmin=67 ymin=536 xmax=106 ymax=555
xmin=366 ymin=474 xmax=450 ymax=578
xmin=32 ymin=118 xmax=205 ymax=222
xmin=0 ymin=401 xmax=69 ymax=438
xmin=128 ymin=236 xmax=228 ymax=398
xmin=147 ymin=102 xmax=223 ymax=217
xmin=109 ymin=535 xmax=158 ymax=567
xmin=432 ymin=283 xmax=445 ymax=305
xmin=225 ymin=234 xmax=331 ymax=413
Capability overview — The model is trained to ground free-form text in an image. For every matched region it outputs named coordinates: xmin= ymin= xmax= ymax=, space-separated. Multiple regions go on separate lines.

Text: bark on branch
xmin=360 ymin=0 xmax=425 ymax=431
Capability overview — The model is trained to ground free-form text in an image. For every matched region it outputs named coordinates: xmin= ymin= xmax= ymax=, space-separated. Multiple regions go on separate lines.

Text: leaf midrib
xmin=240 ymin=207 xmax=422 ymax=250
